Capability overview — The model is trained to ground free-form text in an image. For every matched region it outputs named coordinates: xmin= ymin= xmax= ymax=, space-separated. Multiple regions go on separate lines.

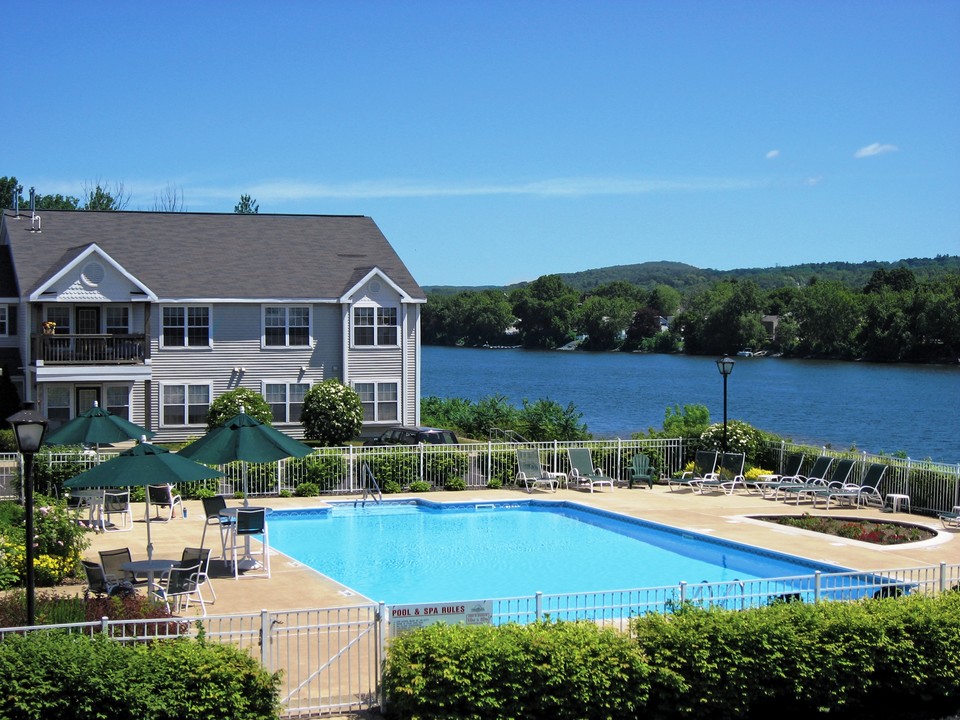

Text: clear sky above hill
xmin=6 ymin=1 xmax=958 ymax=287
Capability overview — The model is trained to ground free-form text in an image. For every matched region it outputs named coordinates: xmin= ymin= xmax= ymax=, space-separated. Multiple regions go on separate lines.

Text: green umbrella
xmin=65 ymin=441 xmax=223 ymax=558
xmin=178 ymin=408 xmax=313 ymax=506
xmin=45 ymin=402 xmax=155 ymax=448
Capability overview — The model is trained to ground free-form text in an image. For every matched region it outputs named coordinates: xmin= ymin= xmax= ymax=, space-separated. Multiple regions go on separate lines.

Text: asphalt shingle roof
xmin=1 ymin=210 xmax=425 ymax=301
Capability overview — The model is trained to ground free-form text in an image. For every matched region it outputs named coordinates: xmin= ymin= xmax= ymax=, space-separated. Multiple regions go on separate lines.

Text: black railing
xmin=34 ymin=333 xmax=147 ymax=365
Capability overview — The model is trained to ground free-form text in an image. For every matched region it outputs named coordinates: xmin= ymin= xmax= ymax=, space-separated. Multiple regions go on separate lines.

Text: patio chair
xmin=627 ymin=453 xmax=654 ymax=489
xmin=516 ymin=449 xmax=563 ymax=493
xmin=101 ymin=490 xmax=133 ymax=532
xmin=81 ymin=559 xmax=134 ymax=598
xmin=790 ymin=458 xmax=857 ymax=505
xmin=98 ymin=547 xmax=147 ymax=587
xmin=770 ymin=456 xmax=833 ymax=501
xmin=200 ymin=495 xmax=234 ymax=558
xmin=566 ymin=448 xmax=615 ymax=493
xmin=181 ymin=546 xmax=216 ymax=604
xmin=753 ymin=453 xmax=805 ymax=497
xmin=812 ymin=462 xmax=887 ymax=510
xmin=226 ymin=507 xmax=271 ymax=579
xmin=697 ymin=452 xmax=746 ymax=495
xmin=667 ymin=450 xmax=718 ymax=492
xmin=146 ymin=484 xmax=183 ymax=522
xmin=939 ymin=509 xmax=960 ymax=529
xmin=152 ymin=562 xmax=206 ymax=615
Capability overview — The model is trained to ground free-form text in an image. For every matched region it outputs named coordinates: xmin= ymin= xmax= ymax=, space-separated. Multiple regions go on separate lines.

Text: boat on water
xmin=737 ymin=348 xmax=754 ymax=357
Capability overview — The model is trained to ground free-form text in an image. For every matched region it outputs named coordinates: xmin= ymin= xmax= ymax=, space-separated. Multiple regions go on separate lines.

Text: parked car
xmin=363 ymin=426 xmax=459 ymax=446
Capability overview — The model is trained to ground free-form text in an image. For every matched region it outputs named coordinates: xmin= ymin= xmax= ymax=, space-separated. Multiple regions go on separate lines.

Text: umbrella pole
xmin=242 ymin=463 xmax=250 ymax=507
xmin=146 ymin=494 xmax=154 ymax=560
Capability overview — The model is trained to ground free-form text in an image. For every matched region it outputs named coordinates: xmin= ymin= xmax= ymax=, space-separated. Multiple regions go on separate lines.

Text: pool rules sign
xmin=389 ymin=600 xmax=493 ymax=637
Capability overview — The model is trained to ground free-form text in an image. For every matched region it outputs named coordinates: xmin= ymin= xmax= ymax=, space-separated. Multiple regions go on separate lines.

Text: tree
xmin=153 ymin=183 xmax=186 ymax=212
xmin=81 ymin=179 xmax=129 ymax=210
xmin=0 ymin=177 xmax=78 ymax=210
xmin=300 ymin=380 xmax=364 ymax=446
xmin=510 ymin=275 xmax=580 ymax=349
xmin=577 ymin=295 xmax=632 ymax=351
xmin=206 ymin=388 xmax=274 ymax=430
xmin=235 ymin=194 xmax=259 ymax=214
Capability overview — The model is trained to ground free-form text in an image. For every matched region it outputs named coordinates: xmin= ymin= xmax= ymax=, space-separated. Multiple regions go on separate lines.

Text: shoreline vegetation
xmin=422 ymin=257 xmax=960 ymax=365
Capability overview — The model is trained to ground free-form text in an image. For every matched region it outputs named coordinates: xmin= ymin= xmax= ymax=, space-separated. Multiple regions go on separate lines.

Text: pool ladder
xmin=355 ymin=462 xmax=383 ymax=508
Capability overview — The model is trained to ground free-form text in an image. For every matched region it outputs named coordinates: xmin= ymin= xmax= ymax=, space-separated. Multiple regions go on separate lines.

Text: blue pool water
xmin=268 ymin=499 xmax=853 ymax=605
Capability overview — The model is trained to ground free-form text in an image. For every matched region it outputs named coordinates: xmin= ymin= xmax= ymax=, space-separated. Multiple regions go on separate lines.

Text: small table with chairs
xmin=219 ymin=506 xmax=271 ymax=579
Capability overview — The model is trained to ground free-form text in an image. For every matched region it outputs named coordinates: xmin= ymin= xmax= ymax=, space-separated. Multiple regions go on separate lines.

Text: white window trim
xmin=354 ymin=379 xmax=401 ymax=423
xmin=351 ymin=303 xmax=400 ymax=348
xmin=261 ymin=305 xmax=313 ymax=349
xmin=262 ymin=380 xmax=312 ymax=424
xmin=159 ymin=381 xmax=213 ymax=427
xmin=159 ymin=304 xmax=213 ymax=349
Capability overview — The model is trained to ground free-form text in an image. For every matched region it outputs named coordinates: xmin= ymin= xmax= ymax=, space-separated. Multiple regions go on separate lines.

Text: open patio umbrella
xmin=64 ymin=441 xmax=223 ymax=558
xmin=178 ymin=407 xmax=313 ymax=506
xmin=45 ymin=401 xmax=155 ymax=448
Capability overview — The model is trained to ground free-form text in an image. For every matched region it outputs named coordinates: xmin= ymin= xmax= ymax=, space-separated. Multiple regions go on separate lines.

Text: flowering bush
xmin=300 ymin=380 xmax=364 ymax=446
xmin=699 ymin=420 xmax=765 ymax=460
xmin=744 ymin=467 xmax=774 ymax=482
xmin=0 ymin=498 xmax=90 ymax=589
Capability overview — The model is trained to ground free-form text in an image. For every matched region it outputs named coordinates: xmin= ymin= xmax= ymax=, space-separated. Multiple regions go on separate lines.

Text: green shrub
xmin=487 ymin=478 xmax=503 ymax=489
xmin=444 ymin=477 xmax=466 ymax=491
xmin=31 ymin=445 xmax=98 ymax=498
xmin=293 ymin=481 xmax=320 ymax=497
xmin=408 ymin=480 xmax=431 ymax=493
xmin=0 ymin=428 xmax=16 ymax=452
xmin=381 ymin=480 xmax=402 ymax=494
xmin=424 ymin=448 xmax=468 ymax=487
xmin=0 ymin=497 xmax=89 ymax=589
xmin=300 ymin=380 xmax=364 ymax=446
xmin=383 ymin=620 xmax=651 ymax=720
xmin=367 ymin=450 xmax=418 ymax=489
xmin=0 ymin=632 xmax=281 ymax=719
xmin=206 ymin=387 xmax=274 ymax=429
xmin=476 ymin=449 xmax=517 ymax=487
xmin=632 ymin=593 xmax=960 ymax=719
xmin=302 ymin=452 xmax=347 ymax=492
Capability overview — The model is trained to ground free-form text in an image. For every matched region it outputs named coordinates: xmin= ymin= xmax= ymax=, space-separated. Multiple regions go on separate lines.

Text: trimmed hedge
xmin=0 ymin=632 xmax=281 ymax=719
xmin=383 ymin=620 xmax=653 ymax=720
xmin=383 ymin=594 xmax=960 ymax=720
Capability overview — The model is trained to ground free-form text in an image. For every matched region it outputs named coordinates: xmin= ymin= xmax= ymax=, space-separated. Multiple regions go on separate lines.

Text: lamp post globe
xmin=7 ymin=406 xmax=49 ymax=627
xmin=715 ymin=357 xmax=735 ymax=454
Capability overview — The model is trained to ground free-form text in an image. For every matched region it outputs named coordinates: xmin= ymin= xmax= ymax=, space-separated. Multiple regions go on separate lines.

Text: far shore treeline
xmin=422 ymin=257 xmax=960 ymax=363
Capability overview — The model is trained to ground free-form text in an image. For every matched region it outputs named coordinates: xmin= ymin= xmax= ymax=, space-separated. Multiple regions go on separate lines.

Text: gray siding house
xmin=0 ymin=209 xmax=426 ymax=442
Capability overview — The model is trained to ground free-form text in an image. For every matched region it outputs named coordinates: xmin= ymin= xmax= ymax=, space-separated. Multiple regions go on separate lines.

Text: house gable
xmin=28 ymin=244 xmax=156 ymax=303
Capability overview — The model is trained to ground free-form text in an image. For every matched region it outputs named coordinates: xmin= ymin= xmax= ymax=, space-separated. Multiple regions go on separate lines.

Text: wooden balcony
xmin=34 ymin=333 xmax=147 ymax=365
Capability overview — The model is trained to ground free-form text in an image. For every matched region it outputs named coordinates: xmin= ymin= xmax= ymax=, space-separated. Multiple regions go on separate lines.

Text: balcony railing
xmin=34 ymin=333 xmax=147 ymax=365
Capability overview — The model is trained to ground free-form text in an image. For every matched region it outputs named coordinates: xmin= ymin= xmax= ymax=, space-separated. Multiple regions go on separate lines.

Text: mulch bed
xmin=756 ymin=513 xmax=937 ymax=545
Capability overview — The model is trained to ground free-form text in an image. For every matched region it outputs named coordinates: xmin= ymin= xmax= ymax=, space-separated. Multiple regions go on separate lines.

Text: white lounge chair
xmin=566 ymin=448 xmax=615 ymax=493
xmin=516 ymin=449 xmax=563 ymax=493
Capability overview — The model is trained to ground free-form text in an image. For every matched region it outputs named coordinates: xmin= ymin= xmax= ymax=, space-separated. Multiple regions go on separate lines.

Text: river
xmin=421 ymin=346 xmax=960 ymax=463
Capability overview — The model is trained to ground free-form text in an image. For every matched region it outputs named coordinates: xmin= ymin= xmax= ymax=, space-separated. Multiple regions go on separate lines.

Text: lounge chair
xmin=566 ymin=448 xmax=615 ymax=493
xmin=667 ymin=450 xmax=718 ymax=492
xmin=770 ymin=456 xmax=833 ymax=501
xmin=812 ymin=462 xmax=887 ymax=510
xmin=753 ymin=453 xmax=805 ymax=497
xmin=697 ymin=452 xmax=746 ymax=495
xmin=940 ymin=509 xmax=960 ymax=529
xmin=790 ymin=458 xmax=857 ymax=505
xmin=146 ymin=484 xmax=183 ymax=522
xmin=516 ymin=449 xmax=564 ymax=493
xmin=627 ymin=453 xmax=655 ymax=489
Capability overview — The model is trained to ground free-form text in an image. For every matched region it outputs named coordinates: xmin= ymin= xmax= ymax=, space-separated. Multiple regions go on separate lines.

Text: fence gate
xmin=264 ymin=604 xmax=383 ymax=718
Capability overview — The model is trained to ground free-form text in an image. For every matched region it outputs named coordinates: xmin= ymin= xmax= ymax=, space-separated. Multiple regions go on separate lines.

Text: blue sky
xmin=6 ymin=1 xmax=959 ymax=287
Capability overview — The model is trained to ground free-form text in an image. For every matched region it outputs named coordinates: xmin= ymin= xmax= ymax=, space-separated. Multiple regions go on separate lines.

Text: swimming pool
xmin=268 ymin=499 xmax=857 ymax=605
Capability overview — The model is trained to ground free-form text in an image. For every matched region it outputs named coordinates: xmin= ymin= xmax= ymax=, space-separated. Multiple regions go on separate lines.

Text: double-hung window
xmin=354 ymin=381 xmax=399 ymax=422
xmin=264 ymin=306 xmax=310 ymax=347
xmin=106 ymin=307 xmax=129 ymax=335
xmin=264 ymin=382 xmax=309 ymax=423
xmin=162 ymin=306 xmax=210 ymax=347
xmin=353 ymin=306 xmax=399 ymax=346
xmin=46 ymin=386 xmax=71 ymax=427
xmin=162 ymin=384 xmax=210 ymax=426
xmin=105 ymin=386 xmax=130 ymax=420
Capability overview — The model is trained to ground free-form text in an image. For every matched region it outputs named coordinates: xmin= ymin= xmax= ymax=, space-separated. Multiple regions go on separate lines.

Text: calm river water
xmin=421 ymin=346 xmax=960 ymax=463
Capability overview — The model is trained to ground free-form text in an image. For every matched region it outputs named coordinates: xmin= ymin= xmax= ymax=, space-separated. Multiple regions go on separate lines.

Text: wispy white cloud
xmin=854 ymin=142 xmax=899 ymax=159
xmin=193 ymin=176 xmax=762 ymax=203
xmin=765 ymin=149 xmax=780 ymax=160
xmin=805 ymin=176 xmax=824 ymax=186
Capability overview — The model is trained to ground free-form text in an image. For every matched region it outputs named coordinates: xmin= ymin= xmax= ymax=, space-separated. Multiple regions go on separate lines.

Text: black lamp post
xmin=715 ymin=357 xmax=735 ymax=453
xmin=7 ymin=405 xmax=49 ymax=627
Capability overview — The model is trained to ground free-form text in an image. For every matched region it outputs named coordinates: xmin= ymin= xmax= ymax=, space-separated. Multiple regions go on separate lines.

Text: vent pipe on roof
xmin=30 ymin=215 xmax=41 ymax=233
xmin=13 ymin=185 xmax=22 ymax=218
xmin=29 ymin=187 xmax=35 ymax=219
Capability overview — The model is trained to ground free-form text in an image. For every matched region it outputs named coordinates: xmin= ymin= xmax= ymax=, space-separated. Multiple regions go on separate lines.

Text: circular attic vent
xmin=81 ymin=261 xmax=105 ymax=287
xmin=369 ymin=281 xmax=382 ymax=293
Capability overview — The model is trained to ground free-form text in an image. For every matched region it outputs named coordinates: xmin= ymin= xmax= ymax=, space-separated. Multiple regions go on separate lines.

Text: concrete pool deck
xmin=78 ymin=484 xmax=960 ymax=617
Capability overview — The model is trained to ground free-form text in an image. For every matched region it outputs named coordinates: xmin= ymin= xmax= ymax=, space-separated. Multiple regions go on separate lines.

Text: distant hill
xmin=423 ymin=256 xmax=960 ymax=294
